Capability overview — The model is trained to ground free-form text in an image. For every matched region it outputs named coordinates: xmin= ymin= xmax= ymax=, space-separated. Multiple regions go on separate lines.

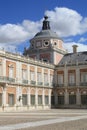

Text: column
xmin=27 ymin=65 xmax=30 ymax=84
xmin=53 ymin=51 xmax=56 ymax=64
xmin=42 ymin=68 xmax=44 ymax=86
xmin=19 ymin=86 xmax=22 ymax=106
xmin=54 ymin=91 xmax=58 ymax=106
xmin=42 ymin=88 xmax=45 ymax=108
xmin=64 ymin=65 xmax=68 ymax=87
xmin=54 ymin=70 xmax=57 ymax=86
xmin=2 ymin=58 xmax=6 ymax=76
xmin=65 ymin=89 xmax=69 ymax=105
xmin=35 ymin=66 xmax=37 ymax=85
xmin=49 ymin=89 xmax=51 ymax=108
xmin=16 ymin=61 xmax=22 ymax=84
xmin=2 ymin=85 xmax=7 ymax=107
xmin=16 ymin=86 xmax=19 ymax=106
xmin=35 ymin=88 xmax=38 ymax=108
xmin=48 ymin=69 xmax=50 ymax=86
xmin=27 ymin=87 xmax=30 ymax=106
xmin=76 ymin=67 xmax=80 ymax=86
xmin=76 ymin=89 xmax=81 ymax=105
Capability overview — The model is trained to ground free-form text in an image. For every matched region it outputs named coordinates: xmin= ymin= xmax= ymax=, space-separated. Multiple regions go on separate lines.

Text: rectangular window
xmin=38 ymin=95 xmax=42 ymax=105
xmin=9 ymin=67 xmax=14 ymax=78
xmin=30 ymin=71 xmax=35 ymax=81
xmin=81 ymin=73 xmax=87 ymax=83
xmin=22 ymin=69 xmax=27 ymax=80
xmin=31 ymin=95 xmax=35 ymax=105
xmin=58 ymin=74 xmax=63 ymax=84
xmin=69 ymin=95 xmax=76 ymax=104
xmin=58 ymin=95 xmax=64 ymax=105
xmin=0 ymin=93 xmax=2 ymax=106
xmin=8 ymin=94 xmax=14 ymax=106
xmin=45 ymin=96 xmax=49 ymax=105
xmin=69 ymin=73 xmax=75 ymax=84
xmin=50 ymin=75 xmax=53 ymax=85
xmin=81 ymin=95 xmax=87 ymax=105
xmin=44 ymin=73 xmax=48 ymax=83
xmin=37 ymin=72 xmax=42 ymax=82
xmin=22 ymin=94 xmax=27 ymax=106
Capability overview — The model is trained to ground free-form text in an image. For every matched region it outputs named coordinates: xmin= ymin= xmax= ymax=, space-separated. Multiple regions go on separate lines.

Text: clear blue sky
xmin=0 ymin=0 xmax=87 ymax=53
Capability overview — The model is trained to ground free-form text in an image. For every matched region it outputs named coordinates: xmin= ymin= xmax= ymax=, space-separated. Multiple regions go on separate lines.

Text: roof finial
xmin=42 ymin=15 xmax=50 ymax=30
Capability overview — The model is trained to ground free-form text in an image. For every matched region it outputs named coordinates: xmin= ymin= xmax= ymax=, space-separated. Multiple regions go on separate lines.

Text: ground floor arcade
xmin=0 ymin=83 xmax=51 ymax=112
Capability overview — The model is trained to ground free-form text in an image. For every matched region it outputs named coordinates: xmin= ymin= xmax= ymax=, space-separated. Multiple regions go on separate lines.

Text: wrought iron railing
xmin=37 ymin=82 xmax=43 ymax=86
xmin=0 ymin=76 xmax=15 ymax=83
xmin=30 ymin=80 xmax=36 ymax=85
xmin=44 ymin=83 xmax=49 ymax=86
xmin=68 ymin=83 xmax=76 ymax=86
xmin=22 ymin=79 xmax=28 ymax=84
xmin=80 ymin=82 xmax=87 ymax=86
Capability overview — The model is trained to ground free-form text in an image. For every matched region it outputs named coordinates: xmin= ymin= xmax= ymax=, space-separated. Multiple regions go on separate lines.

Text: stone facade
xmin=0 ymin=16 xmax=87 ymax=112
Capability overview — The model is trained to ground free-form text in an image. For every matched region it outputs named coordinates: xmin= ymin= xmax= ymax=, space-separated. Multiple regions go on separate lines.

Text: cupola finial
xmin=42 ymin=15 xmax=50 ymax=30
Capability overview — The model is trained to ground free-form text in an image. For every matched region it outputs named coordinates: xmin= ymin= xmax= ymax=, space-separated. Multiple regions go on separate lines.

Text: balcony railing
xmin=30 ymin=80 xmax=36 ymax=85
xmin=0 ymin=76 xmax=15 ymax=83
xmin=80 ymin=82 xmax=87 ymax=86
xmin=68 ymin=83 xmax=76 ymax=86
xmin=44 ymin=83 xmax=49 ymax=86
xmin=57 ymin=84 xmax=64 ymax=87
xmin=37 ymin=82 xmax=43 ymax=86
xmin=22 ymin=79 xmax=28 ymax=84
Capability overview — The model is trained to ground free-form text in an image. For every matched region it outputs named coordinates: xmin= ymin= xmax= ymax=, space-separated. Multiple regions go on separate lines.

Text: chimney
xmin=72 ymin=45 xmax=78 ymax=53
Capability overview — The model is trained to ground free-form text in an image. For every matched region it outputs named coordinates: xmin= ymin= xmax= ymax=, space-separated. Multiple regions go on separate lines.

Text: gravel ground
xmin=0 ymin=109 xmax=87 ymax=130
xmin=19 ymin=119 xmax=87 ymax=130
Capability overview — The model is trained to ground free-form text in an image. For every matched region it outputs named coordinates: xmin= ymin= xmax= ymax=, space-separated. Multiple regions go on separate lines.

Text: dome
xmin=34 ymin=30 xmax=60 ymax=39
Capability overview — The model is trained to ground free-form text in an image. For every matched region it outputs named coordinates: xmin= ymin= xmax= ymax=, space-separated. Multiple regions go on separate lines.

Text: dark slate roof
xmin=58 ymin=51 xmax=87 ymax=66
xmin=34 ymin=30 xmax=60 ymax=39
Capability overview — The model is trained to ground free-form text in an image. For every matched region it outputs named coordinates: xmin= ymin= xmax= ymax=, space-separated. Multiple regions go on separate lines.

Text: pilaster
xmin=65 ymin=89 xmax=69 ymax=105
xmin=76 ymin=89 xmax=81 ymax=105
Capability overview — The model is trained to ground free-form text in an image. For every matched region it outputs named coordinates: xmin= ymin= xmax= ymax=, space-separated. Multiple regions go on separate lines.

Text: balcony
xmin=37 ymin=82 xmax=43 ymax=86
xmin=30 ymin=80 xmax=36 ymax=85
xmin=57 ymin=84 xmax=64 ymax=87
xmin=80 ymin=82 xmax=87 ymax=86
xmin=68 ymin=83 xmax=76 ymax=86
xmin=22 ymin=79 xmax=28 ymax=84
xmin=44 ymin=83 xmax=49 ymax=86
xmin=0 ymin=76 xmax=15 ymax=83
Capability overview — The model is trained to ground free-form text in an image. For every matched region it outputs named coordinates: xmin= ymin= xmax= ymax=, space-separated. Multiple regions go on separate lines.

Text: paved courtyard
xmin=0 ymin=109 xmax=87 ymax=130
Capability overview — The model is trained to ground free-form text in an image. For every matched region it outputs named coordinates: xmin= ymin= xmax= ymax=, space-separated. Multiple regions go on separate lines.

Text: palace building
xmin=0 ymin=16 xmax=87 ymax=112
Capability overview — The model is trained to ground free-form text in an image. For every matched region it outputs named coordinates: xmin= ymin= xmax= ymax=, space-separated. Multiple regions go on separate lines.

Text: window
xmin=0 ymin=93 xmax=2 ymax=106
xmin=8 ymin=94 xmax=14 ymax=106
xmin=30 ymin=71 xmax=35 ymax=81
xmin=44 ymin=73 xmax=48 ymax=83
xmin=9 ymin=67 xmax=14 ymax=78
xmin=69 ymin=95 xmax=76 ymax=104
xmin=69 ymin=73 xmax=75 ymax=84
xmin=58 ymin=74 xmax=63 ymax=84
xmin=50 ymin=75 xmax=53 ymax=85
xmin=58 ymin=95 xmax=64 ymax=105
xmin=22 ymin=69 xmax=27 ymax=80
xmin=81 ymin=95 xmax=87 ymax=105
xmin=45 ymin=96 xmax=49 ymax=105
xmin=38 ymin=95 xmax=42 ymax=105
xmin=31 ymin=95 xmax=35 ymax=105
xmin=37 ymin=72 xmax=42 ymax=82
xmin=22 ymin=94 xmax=27 ymax=106
xmin=81 ymin=73 xmax=87 ymax=83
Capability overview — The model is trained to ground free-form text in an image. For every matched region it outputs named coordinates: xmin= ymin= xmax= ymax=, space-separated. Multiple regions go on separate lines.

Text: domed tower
xmin=23 ymin=16 xmax=67 ymax=65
